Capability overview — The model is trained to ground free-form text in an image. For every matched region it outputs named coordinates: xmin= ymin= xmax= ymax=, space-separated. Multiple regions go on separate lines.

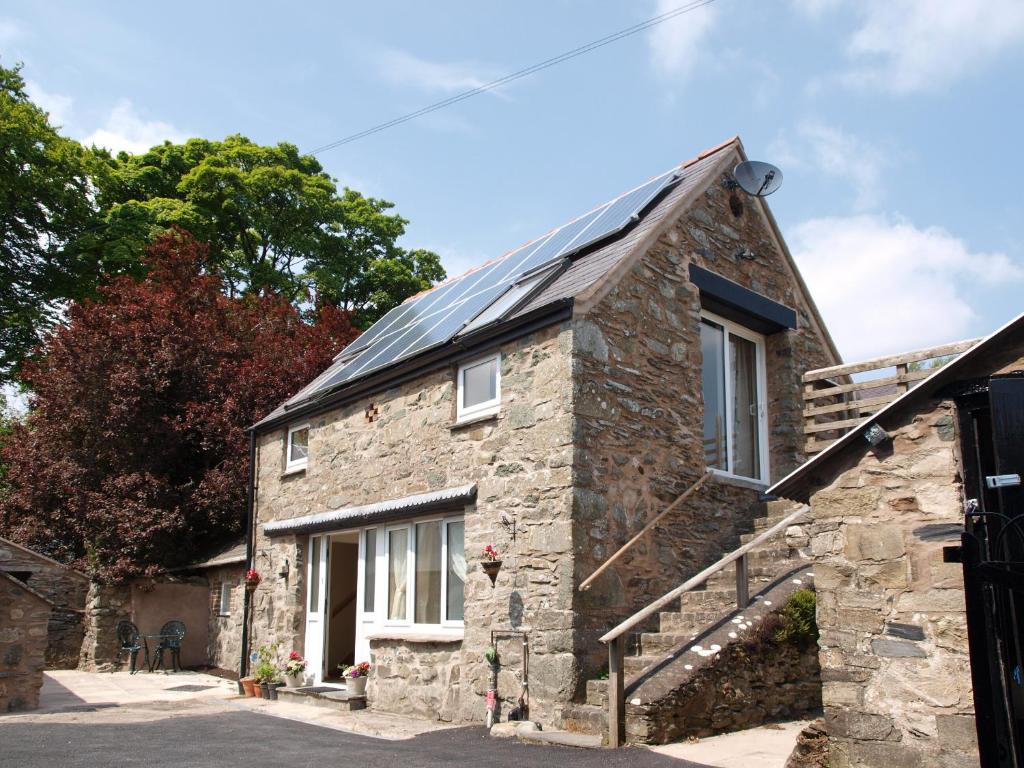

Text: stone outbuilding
xmin=179 ymin=539 xmax=247 ymax=675
xmin=0 ymin=571 xmax=52 ymax=711
xmin=768 ymin=311 xmax=1024 ymax=767
xmin=0 ymin=536 xmax=88 ymax=668
xmin=244 ymin=137 xmax=841 ymax=731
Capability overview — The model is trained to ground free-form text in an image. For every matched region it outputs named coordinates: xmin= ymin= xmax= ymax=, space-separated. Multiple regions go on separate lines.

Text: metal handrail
xmin=578 ymin=471 xmax=712 ymax=593
xmin=599 ymin=502 xmax=809 ymax=747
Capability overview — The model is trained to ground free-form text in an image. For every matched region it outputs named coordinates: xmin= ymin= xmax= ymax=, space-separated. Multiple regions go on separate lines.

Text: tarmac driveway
xmin=0 ymin=705 xmax=707 ymax=768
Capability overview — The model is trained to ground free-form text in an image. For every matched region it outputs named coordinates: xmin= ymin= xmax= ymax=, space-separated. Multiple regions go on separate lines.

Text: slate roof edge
xmin=0 ymin=535 xmax=90 ymax=581
xmin=0 ymin=570 xmax=55 ymax=606
xmin=767 ymin=310 xmax=1024 ymax=503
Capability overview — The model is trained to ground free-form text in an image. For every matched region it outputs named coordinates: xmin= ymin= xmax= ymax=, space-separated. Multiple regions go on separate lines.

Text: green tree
xmin=0 ymin=63 xmax=98 ymax=382
xmin=87 ymin=136 xmax=444 ymax=322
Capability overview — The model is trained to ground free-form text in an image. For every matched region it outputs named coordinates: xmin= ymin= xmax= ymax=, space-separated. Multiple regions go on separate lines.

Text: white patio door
xmin=305 ymin=534 xmax=329 ymax=684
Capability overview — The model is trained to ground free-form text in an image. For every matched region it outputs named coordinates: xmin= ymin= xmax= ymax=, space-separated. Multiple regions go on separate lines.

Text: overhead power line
xmin=310 ymin=0 xmax=719 ymax=154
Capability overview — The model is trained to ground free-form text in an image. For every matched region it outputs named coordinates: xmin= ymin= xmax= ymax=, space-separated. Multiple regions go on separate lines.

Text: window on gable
xmin=286 ymin=424 xmax=309 ymax=473
xmin=382 ymin=517 xmax=465 ymax=627
xmin=700 ymin=311 xmax=768 ymax=482
xmin=456 ymin=353 xmax=501 ymax=422
xmin=218 ymin=581 xmax=232 ymax=616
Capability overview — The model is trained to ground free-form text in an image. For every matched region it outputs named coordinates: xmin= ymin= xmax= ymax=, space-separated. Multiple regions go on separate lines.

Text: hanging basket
xmin=481 ymin=560 xmax=502 ymax=587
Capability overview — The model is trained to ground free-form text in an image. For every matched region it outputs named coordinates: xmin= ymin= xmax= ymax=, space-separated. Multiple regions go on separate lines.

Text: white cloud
xmin=771 ymin=121 xmax=886 ymax=210
xmin=0 ymin=18 xmax=24 ymax=45
xmin=377 ymin=48 xmax=495 ymax=94
xmin=647 ymin=0 xmax=718 ymax=78
xmin=790 ymin=214 xmax=1024 ymax=361
xmin=801 ymin=0 xmax=1024 ymax=93
xmin=82 ymin=100 xmax=188 ymax=155
xmin=789 ymin=0 xmax=842 ymax=17
xmin=25 ymin=80 xmax=74 ymax=127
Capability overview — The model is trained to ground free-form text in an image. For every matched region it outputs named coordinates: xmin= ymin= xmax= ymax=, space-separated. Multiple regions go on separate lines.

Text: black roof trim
xmin=690 ymin=264 xmax=797 ymax=333
xmin=253 ymin=299 xmax=573 ymax=433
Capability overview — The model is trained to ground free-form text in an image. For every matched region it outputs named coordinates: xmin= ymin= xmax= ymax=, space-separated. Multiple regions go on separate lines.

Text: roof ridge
xmin=401 ymin=137 xmax=741 ymax=305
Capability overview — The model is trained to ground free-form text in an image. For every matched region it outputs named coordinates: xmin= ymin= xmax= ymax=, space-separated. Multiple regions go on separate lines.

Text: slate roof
xmin=254 ymin=137 xmax=772 ymax=431
xmin=179 ymin=538 xmax=247 ymax=571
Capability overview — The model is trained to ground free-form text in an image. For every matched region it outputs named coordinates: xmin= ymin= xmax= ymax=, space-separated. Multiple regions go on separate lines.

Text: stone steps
xmin=570 ymin=500 xmax=815 ymax=745
xmin=276 ymin=686 xmax=367 ymax=712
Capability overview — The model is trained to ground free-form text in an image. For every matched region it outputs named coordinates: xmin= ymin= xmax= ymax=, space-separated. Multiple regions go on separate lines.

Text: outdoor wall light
xmin=278 ymin=558 xmax=290 ymax=579
xmin=864 ymin=423 xmax=890 ymax=447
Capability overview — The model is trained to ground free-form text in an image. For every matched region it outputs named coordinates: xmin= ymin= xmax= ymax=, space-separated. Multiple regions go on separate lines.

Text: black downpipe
xmin=238 ymin=429 xmax=256 ymax=691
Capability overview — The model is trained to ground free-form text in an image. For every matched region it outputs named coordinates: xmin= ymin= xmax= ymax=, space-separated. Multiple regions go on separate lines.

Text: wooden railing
xmin=598 ymin=503 xmax=809 ymax=747
xmin=802 ymin=338 xmax=980 ymax=454
xmin=579 ymin=472 xmax=712 ymax=593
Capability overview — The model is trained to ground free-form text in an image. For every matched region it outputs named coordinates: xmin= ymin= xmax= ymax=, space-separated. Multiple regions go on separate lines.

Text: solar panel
xmin=288 ymin=166 xmax=680 ymax=406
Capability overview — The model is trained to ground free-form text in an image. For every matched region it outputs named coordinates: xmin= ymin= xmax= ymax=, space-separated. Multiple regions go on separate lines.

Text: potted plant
xmin=282 ymin=651 xmax=307 ymax=688
xmin=244 ymin=568 xmax=261 ymax=592
xmin=340 ymin=661 xmax=370 ymax=696
xmin=481 ymin=544 xmax=502 ymax=586
xmin=253 ymin=643 xmax=280 ymax=699
xmin=240 ymin=676 xmax=257 ymax=697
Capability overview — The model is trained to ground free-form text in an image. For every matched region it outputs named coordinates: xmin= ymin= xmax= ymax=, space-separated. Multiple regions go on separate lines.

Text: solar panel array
xmin=286 ymin=168 xmax=680 ymax=408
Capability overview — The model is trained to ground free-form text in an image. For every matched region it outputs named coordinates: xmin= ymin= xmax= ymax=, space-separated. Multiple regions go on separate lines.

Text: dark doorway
xmin=957 ymin=375 xmax=1024 ymax=767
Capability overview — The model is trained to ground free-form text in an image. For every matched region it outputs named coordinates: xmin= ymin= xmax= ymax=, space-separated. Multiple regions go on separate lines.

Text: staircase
xmin=564 ymin=501 xmax=820 ymax=745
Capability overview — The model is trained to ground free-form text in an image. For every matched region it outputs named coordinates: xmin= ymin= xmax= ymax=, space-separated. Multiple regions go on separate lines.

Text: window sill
xmin=217 ymin=613 xmax=231 ymax=619
xmin=366 ymin=630 xmax=464 ymax=644
xmin=708 ymin=468 xmax=768 ymax=492
xmin=450 ymin=412 xmax=499 ymax=431
xmin=281 ymin=466 xmax=307 ymax=479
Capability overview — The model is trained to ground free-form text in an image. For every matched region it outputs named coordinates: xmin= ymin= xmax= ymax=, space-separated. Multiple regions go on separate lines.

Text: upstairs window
xmin=700 ymin=311 xmax=768 ymax=482
xmin=286 ymin=423 xmax=309 ymax=473
xmin=456 ymin=353 xmax=501 ymax=422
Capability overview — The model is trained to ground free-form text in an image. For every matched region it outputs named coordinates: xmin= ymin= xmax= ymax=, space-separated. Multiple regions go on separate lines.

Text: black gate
xmin=957 ymin=375 xmax=1024 ymax=767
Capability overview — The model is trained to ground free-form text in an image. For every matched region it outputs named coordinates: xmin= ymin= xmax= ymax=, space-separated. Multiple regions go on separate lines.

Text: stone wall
xmin=368 ymin=638 xmax=462 ymax=721
xmin=251 ymin=322 xmax=577 ymax=725
xmin=628 ymin=635 xmax=822 ymax=744
xmin=0 ymin=574 xmax=51 ymax=711
xmin=79 ymin=582 xmax=131 ymax=671
xmin=206 ymin=565 xmax=245 ymax=675
xmin=571 ymin=174 xmax=837 ymax=679
xmin=0 ymin=537 xmax=89 ymax=668
xmin=807 ymin=399 xmax=978 ymax=767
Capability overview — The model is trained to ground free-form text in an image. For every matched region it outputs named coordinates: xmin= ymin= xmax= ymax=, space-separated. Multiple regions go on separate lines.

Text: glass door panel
xmin=730 ymin=334 xmax=761 ymax=479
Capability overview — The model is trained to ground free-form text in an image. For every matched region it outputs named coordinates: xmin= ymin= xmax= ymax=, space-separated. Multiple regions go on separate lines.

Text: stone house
xmin=767 ymin=311 xmax=1024 ymax=767
xmin=0 ymin=536 xmax=88 ymax=668
xmin=0 ymin=571 xmax=51 ymax=711
xmin=244 ymin=137 xmax=840 ymax=729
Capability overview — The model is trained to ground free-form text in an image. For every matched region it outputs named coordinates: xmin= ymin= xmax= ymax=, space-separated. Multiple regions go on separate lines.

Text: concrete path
xmin=647 ymin=720 xmax=810 ymax=767
xmin=37 ymin=669 xmax=237 ymax=712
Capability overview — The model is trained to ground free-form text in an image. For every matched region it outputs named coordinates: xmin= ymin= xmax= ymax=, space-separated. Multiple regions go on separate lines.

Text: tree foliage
xmin=0 ymin=63 xmax=98 ymax=382
xmin=86 ymin=136 xmax=445 ymax=319
xmin=0 ymin=62 xmax=444 ymax=385
xmin=0 ymin=229 xmax=359 ymax=582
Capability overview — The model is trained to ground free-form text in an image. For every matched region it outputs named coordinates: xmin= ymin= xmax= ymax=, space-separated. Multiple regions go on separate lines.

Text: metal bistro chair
xmin=151 ymin=620 xmax=186 ymax=673
xmin=115 ymin=620 xmax=146 ymax=674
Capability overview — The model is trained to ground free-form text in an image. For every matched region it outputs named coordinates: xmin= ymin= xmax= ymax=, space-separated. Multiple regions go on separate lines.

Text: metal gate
xmin=956 ymin=375 xmax=1024 ymax=767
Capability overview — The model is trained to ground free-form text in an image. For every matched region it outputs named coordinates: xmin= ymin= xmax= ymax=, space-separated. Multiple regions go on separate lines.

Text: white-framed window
xmin=286 ymin=423 xmax=310 ymax=473
xmin=218 ymin=581 xmax=232 ymax=616
xmin=359 ymin=528 xmax=378 ymax=621
xmin=456 ymin=353 xmax=501 ymax=423
xmin=700 ymin=310 xmax=769 ymax=483
xmin=381 ymin=517 xmax=465 ymax=628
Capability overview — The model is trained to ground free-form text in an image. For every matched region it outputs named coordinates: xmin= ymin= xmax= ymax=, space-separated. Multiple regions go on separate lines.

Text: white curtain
xmin=415 ymin=522 xmax=442 ymax=624
xmin=388 ymin=529 xmax=407 ymax=620
xmin=447 ymin=521 xmax=466 ymax=622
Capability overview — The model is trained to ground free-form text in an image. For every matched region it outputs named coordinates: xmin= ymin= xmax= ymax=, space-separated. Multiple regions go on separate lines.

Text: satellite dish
xmin=732 ymin=161 xmax=783 ymax=197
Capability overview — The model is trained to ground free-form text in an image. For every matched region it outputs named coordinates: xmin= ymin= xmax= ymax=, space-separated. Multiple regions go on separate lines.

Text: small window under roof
xmin=457 ymin=264 xmax=560 ymax=337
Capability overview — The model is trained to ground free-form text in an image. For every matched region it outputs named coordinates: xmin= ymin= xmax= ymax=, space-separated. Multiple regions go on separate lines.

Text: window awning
xmin=263 ymin=484 xmax=477 ymax=537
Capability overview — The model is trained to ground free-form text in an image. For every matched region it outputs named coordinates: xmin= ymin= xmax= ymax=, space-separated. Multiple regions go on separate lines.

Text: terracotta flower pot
xmin=252 ymin=681 xmax=264 ymax=698
xmin=240 ymin=677 xmax=257 ymax=697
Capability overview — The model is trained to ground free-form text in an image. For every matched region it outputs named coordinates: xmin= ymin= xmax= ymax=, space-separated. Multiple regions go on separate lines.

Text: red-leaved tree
xmin=0 ymin=229 xmax=358 ymax=582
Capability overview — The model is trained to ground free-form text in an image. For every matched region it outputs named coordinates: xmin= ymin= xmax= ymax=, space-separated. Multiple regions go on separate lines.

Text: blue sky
xmin=3 ymin=0 xmax=1024 ymax=362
